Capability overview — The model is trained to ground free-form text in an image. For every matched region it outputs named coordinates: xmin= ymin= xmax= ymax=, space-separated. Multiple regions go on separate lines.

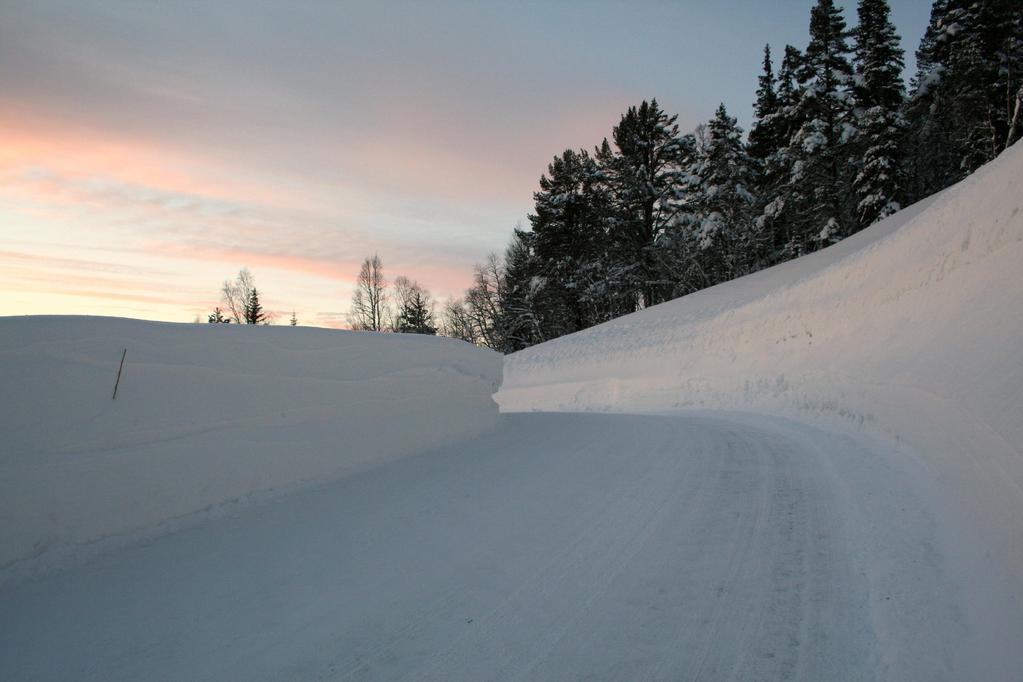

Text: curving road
xmin=0 ymin=413 xmax=959 ymax=680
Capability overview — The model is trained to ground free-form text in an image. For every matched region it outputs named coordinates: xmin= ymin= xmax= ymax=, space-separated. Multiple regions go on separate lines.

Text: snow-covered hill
xmin=0 ymin=317 xmax=500 ymax=581
xmin=498 ymin=143 xmax=1023 ymax=671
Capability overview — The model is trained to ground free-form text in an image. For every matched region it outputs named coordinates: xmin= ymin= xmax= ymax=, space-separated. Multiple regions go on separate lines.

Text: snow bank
xmin=0 ymin=317 xmax=500 ymax=581
xmin=498 ymin=144 xmax=1023 ymax=667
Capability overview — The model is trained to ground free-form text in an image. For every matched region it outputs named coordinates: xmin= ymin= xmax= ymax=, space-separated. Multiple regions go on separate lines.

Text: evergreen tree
xmin=528 ymin=149 xmax=617 ymax=336
xmin=747 ymin=46 xmax=784 ymax=267
xmin=903 ymin=0 xmax=957 ymax=201
xmin=777 ymin=45 xmax=805 ymax=113
xmin=393 ymin=276 xmax=437 ymax=335
xmin=499 ymin=230 xmax=545 ymax=351
xmin=852 ymin=0 xmax=906 ymax=227
xmin=244 ymin=288 xmax=267 ymax=325
xmin=207 ymin=307 xmax=231 ymax=324
xmin=289 ymin=311 xmax=298 ymax=327
xmin=783 ymin=0 xmax=857 ymax=254
xmin=597 ymin=100 xmax=689 ymax=308
xmin=905 ymin=0 xmax=1023 ymax=201
xmin=591 ymin=137 xmax=649 ymax=319
xmin=951 ymin=0 xmax=1021 ymax=166
xmin=774 ymin=44 xmax=810 ymax=149
xmin=448 ymin=0 xmax=1020 ymax=355
xmin=757 ymin=45 xmax=807 ymax=262
xmin=397 ymin=291 xmax=436 ymax=335
xmin=748 ymin=45 xmax=781 ymax=165
xmin=675 ymin=104 xmax=758 ymax=287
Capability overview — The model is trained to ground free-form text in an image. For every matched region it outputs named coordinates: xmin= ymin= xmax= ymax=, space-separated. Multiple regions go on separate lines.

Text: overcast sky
xmin=0 ymin=0 xmax=933 ymax=326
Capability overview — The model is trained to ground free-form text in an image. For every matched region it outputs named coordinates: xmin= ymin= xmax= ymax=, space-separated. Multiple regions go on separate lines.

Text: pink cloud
xmin=0 ymin=89 xmax=632 ymax=323
xmin=0 ymin=114 xmax=317 ymax=213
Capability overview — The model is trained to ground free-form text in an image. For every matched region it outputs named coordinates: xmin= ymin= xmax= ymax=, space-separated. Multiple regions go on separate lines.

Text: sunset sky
xmin=0 ymin=1 xmax=931 ymax=327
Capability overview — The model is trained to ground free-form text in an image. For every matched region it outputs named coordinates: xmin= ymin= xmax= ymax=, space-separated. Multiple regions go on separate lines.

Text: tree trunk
xmin=1007 ymin=85 xmax=1023 ymax=149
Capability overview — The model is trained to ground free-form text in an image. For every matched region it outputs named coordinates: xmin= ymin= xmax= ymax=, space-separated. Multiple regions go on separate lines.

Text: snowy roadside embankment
xmin=0 ymin=317 xmax=500 ymax=582
xmin=497 ymin=144 xmax=1023 ymax=669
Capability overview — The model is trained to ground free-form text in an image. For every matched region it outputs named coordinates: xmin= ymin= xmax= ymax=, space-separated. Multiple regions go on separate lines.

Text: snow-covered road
xmin=0 ymin=412 xmax=967 ymax=681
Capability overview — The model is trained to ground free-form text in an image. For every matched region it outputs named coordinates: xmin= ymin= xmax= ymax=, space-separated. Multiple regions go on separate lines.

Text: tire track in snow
xmin=415 ymin=426 xmax=717 ymax=681
xmin=0 ymin=414 xmax=922 ymax=681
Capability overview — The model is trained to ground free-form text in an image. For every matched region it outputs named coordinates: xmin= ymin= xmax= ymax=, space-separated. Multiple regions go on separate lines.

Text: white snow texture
xmin=0 ymin=319 xmax=501 ymax=580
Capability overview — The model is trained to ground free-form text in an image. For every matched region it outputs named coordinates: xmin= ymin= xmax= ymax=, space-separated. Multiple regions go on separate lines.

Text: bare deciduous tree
xmin=463 ymin=253 xmax=506 ymax=350
xmin=221 ymin=268 xmax=255 ymax=324
xmin=391 ymin=275 xmax=415 ymax=331
xmin=348 ymin=254 xmax=389 ymax=331
xmin=440 ymin=298 xmax=479 ymax=344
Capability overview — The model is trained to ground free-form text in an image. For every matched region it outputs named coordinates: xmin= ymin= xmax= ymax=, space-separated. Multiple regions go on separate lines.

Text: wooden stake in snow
xmin=112 ymin=348 xmax=127 ymax=400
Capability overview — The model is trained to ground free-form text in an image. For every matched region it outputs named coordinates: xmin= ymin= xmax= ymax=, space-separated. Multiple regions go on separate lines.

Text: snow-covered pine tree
xmin=748 ymin=45 xmax=781 ymax=165
xmin=592 ymin=137 xmax=644 ymax=317
xmin=528 ymin=149 xmax=609 ymax=336
xmin=756 ymin=45 xmax=807 ymax=262
xmin=783 ymin=0 xmax=857 ymax=254
xmin=905 ymin=0 xmax=1023 ymax=201
xmin=598 ymin=100 xmax=689 ymax=308
xmin=676 ymin=104 xmax=758 ymax=287
xmin=577 ymin=142 xmax=637 ymax=326
xmin=777 ymin=45 xmax=805 ymax=124
xmin=499 ymin=230 xmax=545 ymax=352
xmin=944 ymin=1 xmax=1004 ymax=172
xmin=903 ymin=1 xmax=958 ymax=202
xmin=852 ymin=0 xmax=906 ymax=228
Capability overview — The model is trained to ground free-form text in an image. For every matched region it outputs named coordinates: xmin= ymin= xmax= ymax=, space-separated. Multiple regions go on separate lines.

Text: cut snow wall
xmin=497 ymin=144 xmax=1023 ymax=647
xmin=0 ymin=318 xmax=501 ymax=582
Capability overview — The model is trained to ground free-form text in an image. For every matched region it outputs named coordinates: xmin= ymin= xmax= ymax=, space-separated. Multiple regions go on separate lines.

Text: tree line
xmin=203 ymin=0 xmax=1020 ymax=348
xmin=207 ymin=267 xmax=277 ymax=325
xmin=346 ymin=254 xmax=438 ymax=334
xmin=441 ymin=0 xmax=1022 ymax=353
xmin=206 ymin=260 xmax=439 ymax=335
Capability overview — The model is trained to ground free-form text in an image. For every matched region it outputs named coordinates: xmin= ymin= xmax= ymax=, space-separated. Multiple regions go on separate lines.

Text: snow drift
xmin=0 ymin=317 xmax=500 ymax=581
xmin=498 ymin=144 xmax=1023 ymax=662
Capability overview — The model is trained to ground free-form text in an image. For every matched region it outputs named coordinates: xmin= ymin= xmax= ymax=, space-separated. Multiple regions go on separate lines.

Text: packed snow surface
xmin=0 ymin=317 xmax=500 ymax=580
xmin=0 ymin=413 xmax=974 ymax=680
